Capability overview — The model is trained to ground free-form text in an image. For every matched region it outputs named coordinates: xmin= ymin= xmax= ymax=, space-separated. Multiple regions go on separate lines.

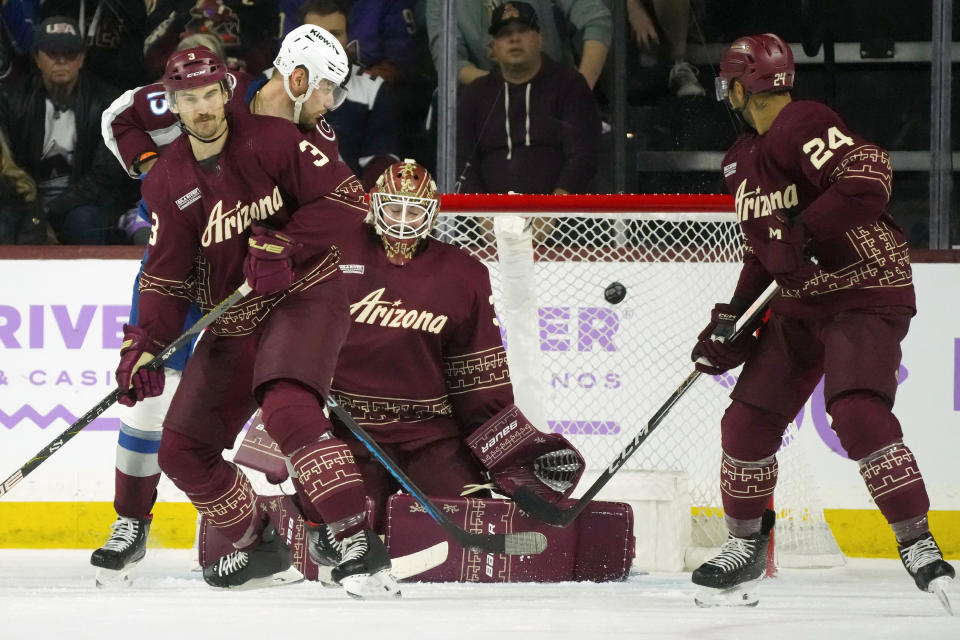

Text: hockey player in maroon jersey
xmin=92 ymin=28 xmax=364 ymax=589
xmin=327 ymin=159 xmax=585 ymax=530
xmin=230 ymin=160 xmax=585 ymax=576
xmin=689 ymin=33 xmax=955 ymax=612
xmin=115 ymin=43 xmax=402 ymax=598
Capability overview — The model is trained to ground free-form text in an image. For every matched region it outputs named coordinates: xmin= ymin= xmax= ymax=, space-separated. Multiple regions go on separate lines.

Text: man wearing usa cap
xmin=0 ymin=16 xmax=132 ymax=244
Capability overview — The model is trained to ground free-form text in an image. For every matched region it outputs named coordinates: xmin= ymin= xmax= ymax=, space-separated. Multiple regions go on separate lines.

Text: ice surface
xmin=0 ymin=550 xmax=955 ymax=639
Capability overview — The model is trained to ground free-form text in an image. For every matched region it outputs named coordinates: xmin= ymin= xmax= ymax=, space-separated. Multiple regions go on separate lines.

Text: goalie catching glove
xmin=243 ymin=225 xmax=302 ymax=296
xmin=466 ymin=404 xmax=585 ymax=503
xmin=115 ymin=324 xmax=165 ymax=407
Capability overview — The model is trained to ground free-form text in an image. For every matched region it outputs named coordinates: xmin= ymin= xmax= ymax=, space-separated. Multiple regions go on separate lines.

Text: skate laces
xmin=705 ymin=536 xmax=759 ymax=571
xmin=339 ymin=531 xmax=368 ymax=565
xmin=900 ymin=537 xmax=942 ymax=572
xmin=215 ymin=550 xmax=250 ymax=575
xmin=101 ymin=517 xmax=139 ymax=552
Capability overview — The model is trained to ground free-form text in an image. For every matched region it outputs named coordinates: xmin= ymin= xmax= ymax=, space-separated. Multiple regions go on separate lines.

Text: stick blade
xmin=504 ymin=531 xmax=548 ymax=555
xmin=513 ymin=486 xmax=571 ymax=526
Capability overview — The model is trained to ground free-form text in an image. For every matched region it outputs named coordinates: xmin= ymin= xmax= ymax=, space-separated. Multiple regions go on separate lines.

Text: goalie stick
xmin=513 ymin=280 xmax=782 ymax=527
xmin=325 ymin=396 xmax=549 ymax=556
xmin=0 ymin=283 xmax=254 ymax=499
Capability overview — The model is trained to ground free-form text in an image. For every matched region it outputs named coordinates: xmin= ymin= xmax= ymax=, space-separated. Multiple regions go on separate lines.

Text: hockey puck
xmin=604 ymin=281 xmax=627 ymax=304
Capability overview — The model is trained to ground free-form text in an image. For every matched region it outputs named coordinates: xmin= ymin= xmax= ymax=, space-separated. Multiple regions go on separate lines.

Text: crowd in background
xmin=0 ymin=1 xmax=950 ymax=247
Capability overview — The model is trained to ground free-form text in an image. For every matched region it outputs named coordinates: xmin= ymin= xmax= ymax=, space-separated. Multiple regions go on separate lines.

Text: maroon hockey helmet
xmin=162 ymin=46 xmax=227 ymax=94
xmin=716 ymin=33 xmax=794 ymax=101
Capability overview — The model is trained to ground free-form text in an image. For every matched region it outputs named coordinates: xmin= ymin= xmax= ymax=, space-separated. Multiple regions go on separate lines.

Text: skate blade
xmin=214 ymin=566 xmax=305 ymax=591
xmin=341 ymin=569 xmax=402 ymax=600
xmin=314 ymin=541 xmax=448 ymax=587
xmin=95 ymin=565 xmax=137 ymax=589
xmin=694 ymin=579 xmax=761 ymax=608
xmin=929 ymin=576 xmax=956 ymax=616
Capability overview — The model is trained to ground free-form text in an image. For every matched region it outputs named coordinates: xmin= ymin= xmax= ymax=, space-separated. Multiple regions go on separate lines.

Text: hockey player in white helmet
xmin=251 ymin=23 xmax=350 ymax=126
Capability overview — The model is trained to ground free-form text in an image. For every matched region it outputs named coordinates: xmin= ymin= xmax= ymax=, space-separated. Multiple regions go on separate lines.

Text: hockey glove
xmin=243 ymin=225 xmax=302 ymax=296
xmin=466 ymin=404 xmax=585 ymax=503
xmin=765 ymin=212 xmax=818 ymax=290
xmin=691 ymin=301 xmax=758 ymax=376
xmin=115 ymin=324 xmax=165 ymax=407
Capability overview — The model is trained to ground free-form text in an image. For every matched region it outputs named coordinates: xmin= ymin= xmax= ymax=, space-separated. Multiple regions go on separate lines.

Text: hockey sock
xmin=858 ymin=440 xmax=931 ymax=532
xmin=289 ymin=436 xmax=368 ymax=539
xmin=720 ymin=452 xmax=778 ymax=524
xmin=113 ymin=422 xmax=162 ymax=518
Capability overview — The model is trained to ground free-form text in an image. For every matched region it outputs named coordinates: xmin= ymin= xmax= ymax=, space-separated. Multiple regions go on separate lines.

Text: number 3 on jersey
xmin=802 ymin=126 xmax=854 ymax=169
xmin=299 ymin=139 xmax=329 ymax=167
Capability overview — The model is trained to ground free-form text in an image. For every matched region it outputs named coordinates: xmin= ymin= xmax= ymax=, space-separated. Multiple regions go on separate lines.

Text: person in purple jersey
xmin=91 ymin=28 xmax=362 ymax=590
xmin=116 ymin=40 xmax=402 ymax=598
xmin=688 ymin=33 xmax=955 ymax=612
xmin=311 ymin=159 xmax=584 ymax=541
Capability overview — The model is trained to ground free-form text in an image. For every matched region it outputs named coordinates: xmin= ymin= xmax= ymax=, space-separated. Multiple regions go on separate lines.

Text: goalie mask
xmin=368 ymin=160 xmax=440 ymax=266
xmin=274 ymin=24 xmax=350 ymax=124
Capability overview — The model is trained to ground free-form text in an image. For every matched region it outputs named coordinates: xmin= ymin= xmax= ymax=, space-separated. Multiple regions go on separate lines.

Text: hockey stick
xmin=0 ymin=283 xmax=253 ymax=499
xmin=513 ymin=280 xmax=782 ymax=526
xmin=325 ymin=396 xmax=548 ymax=556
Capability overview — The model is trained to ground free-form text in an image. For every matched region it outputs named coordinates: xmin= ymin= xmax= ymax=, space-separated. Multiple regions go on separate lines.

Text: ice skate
xmin=898 ymin=532 xmax=957 ymax=616
xmin=692 ymin=510 xmax=774 ymax=607
xmin=330 ymin=529 xmax=401 ymax=599
xmin=91 ymin=515 xmax=152 ymax=588
xmin=306 ymin=521 xmax=341 ymax=587
xmin=202 ymin=522 xmax=303 ymax=590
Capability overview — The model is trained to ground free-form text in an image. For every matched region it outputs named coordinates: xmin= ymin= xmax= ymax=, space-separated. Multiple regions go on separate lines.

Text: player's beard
xmin=184 ymin=112 xmax=228 ymax=142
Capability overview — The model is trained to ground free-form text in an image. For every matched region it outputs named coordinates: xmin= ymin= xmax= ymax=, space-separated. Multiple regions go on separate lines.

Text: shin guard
xmin=289 ymin=437 xmax=368 ymax=537
xmin=858 ymin=441 xmax=930 ymax=526
xmin=189 ymin=464 xmax=263 ymax=550
xmin=720 ymin=453 xmax=778 ymax=522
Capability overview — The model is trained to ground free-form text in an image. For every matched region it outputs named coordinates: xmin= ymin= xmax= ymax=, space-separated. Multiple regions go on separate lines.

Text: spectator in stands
xmin=0 ymin=17 xmax=133 ymax=244
xmin=302 ymin=0 xmax=400 ymax=189
xmin=144 ymin=1 xmax=280 ymax=78
xmin=426 ymin=0 xmax=611 ymax=90
xmin=457 ymin=2 xmax=601 ymax=195
xmin=40 ymin=0 xmax=151 ymax=90
xmin=626 ymin=0 xmax=705 ymax=97
xmin=0 ymin=126 xmax=44 ymax=244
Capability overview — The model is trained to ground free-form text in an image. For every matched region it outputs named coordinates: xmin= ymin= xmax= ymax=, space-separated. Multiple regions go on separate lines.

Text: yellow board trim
xmin=0 ymin=502 xmax=957 ymax=559
xmin=0 ymin=502 xmax=197 ymax=549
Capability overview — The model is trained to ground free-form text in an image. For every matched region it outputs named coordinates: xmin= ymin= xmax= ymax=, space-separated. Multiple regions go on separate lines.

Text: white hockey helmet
xmin=274 ymin=24 xmax=350 ymax=122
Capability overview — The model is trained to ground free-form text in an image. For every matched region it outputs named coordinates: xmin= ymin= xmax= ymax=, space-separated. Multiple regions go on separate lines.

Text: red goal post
xmin=430 ymin=193 xmax=844 ymax=572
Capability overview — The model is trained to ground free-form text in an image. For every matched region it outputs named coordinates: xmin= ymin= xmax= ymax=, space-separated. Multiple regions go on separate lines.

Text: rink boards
xmin=0 ymin=256 xmax=957 ymax=556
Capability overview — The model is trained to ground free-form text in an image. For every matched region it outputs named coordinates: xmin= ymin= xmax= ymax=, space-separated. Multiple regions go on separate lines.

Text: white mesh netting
xmin=433 ymin=206 xmax=844 ymax=570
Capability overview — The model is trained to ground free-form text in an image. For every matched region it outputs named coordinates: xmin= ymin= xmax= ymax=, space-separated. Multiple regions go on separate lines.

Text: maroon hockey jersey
xmin=722 ymin=100 xmax=915 ymax=319
xmin=138 ymin=111 xmax=367 ymax=343
xmin=103 ymin=72 xmax=253 ymax=176
xmin=332 ymin=229 xmax=514 ymax=447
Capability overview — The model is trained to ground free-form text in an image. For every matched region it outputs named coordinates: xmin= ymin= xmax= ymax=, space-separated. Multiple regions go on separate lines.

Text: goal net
xmin=433 ymin=194 xmax=845 ymax=571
